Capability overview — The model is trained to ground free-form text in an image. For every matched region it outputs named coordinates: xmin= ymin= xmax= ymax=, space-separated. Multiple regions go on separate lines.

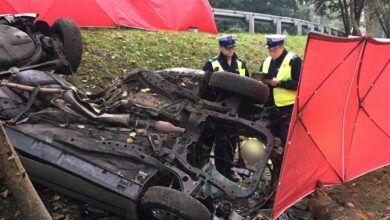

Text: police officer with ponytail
xmin=260 ymin=35 xmax=302 ymax=146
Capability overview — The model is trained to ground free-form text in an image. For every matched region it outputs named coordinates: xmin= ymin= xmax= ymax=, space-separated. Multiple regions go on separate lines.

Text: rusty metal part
xmin=61 ymin=90 xmax=131 ymax=127
xmin=0 ymin=80 xmax=65 ymax=93
xmin=152 ymin=121 xmax=185 ymax=133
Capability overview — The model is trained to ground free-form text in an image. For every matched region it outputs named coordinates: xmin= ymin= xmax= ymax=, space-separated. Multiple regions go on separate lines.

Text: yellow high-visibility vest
xmin=211 ymin=59 xmax=246 ymax=77
xmin=262 ymin=52 xmax=296 ymax=107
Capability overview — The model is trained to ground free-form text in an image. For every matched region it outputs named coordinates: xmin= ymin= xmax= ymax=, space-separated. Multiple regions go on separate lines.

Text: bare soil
xmin=328 ymin=166 xmax=390 ymax=220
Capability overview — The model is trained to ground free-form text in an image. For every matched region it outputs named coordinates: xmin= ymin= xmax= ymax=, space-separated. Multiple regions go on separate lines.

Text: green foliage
xmin=209 ymin=0 xmax=299 ymax=17
xmin=209 ymin=0 xmax=312 ymax=33
xmin=292 ymin=3 xmax=312 ymax=20
xmin=68 ymin=29 xmax=306 ymax=90
xmin=309 ymin=0 xmax=365 ymax=35
xmin=216 ymin=20 xmax=248 ymax=33
xmin=226 ymin=25 xmax=247 ymax=33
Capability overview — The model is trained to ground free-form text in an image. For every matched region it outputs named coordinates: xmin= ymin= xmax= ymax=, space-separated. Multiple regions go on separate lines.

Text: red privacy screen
xmin=0 ymin=0 xmax=218 ymax=34
xmin=273 ymin=33 xmax=390 ymax=218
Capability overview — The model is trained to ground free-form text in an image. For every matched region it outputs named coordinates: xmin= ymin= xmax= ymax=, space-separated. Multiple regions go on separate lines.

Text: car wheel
xmin=141 ymin=186 xmax=211 ymax=220
xmin=208 ymin=72 xmax=269 ymax=104
xmin=52 ymin=18 xmax=83 ymax=75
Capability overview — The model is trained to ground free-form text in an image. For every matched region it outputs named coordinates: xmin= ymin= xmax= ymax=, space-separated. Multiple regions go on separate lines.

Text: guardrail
xmin=213 ymin=8 xmax=345 ymax=36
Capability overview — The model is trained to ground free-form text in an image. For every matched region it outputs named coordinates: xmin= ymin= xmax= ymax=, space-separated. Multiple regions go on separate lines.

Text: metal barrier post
xmin=295 ymin=20 xmax=303 ymax=35
xmin=274 ymin=18 xmax=282 ymax=34
xmin=246 ymin=14 xmax=255 ymax=34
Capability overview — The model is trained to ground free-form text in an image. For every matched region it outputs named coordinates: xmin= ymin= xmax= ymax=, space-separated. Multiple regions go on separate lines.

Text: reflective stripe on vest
xmin=211 ymin=59 xmax=246 ymax=77
xmin=262 ymin=52 xmax=296 ymax=107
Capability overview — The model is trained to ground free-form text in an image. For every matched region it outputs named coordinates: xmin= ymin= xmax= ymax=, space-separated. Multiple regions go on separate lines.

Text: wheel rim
xmin=233 ymin=159 xmax=279 ymax=217
xmin=150 ymin=208 xmax=186 ymax=220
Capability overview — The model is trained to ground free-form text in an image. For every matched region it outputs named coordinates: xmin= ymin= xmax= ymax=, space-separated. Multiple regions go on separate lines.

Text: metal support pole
xmin=309 ymin=24 xmax=315 ymax=33
xmin=246 ymin=15 xmax=255 ymax=34
xmin=274 ymin=18 xmax=282 ymax=34
xmin=326 ymin=28 xmax=332 ymax=35
xmin=319 ymin=26 xmax=325 ymax=33
xmin=295 ymin=20 xmax=302 ymax=35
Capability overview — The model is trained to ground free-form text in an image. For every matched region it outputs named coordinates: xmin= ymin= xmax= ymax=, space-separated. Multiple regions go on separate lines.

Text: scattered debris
xmin=50 ymin=195 xmax=61 ymax=202
xmin=52 ymin=213 xmax=65 ymax=220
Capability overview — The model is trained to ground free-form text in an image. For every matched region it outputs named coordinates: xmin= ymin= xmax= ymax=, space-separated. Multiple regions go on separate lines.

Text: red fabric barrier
xmin=273 ymin=33 xmax=390 ymax=218
xmin=0 ymin=0 xmax=218 ymax=34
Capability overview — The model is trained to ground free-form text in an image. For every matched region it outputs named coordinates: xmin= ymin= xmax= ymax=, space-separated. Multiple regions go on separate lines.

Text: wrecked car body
xmin=0 ymin=13 xmax=280 ymax=219
xmin=0 ymin=67 xmax=280 ymax=219
xmin=0 ymin=14 xmax=82 ymax=75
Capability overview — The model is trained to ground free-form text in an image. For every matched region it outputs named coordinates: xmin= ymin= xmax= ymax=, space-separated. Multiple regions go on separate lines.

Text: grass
xmin=68 ymin=29 xmax=307 ymax=90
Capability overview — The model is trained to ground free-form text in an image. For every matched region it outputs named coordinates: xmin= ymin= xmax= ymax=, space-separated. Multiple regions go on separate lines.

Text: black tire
xmin=52 ymin=18 xmax=83 ymax=75
xmin=209 ymin=72 xmax=269 ymax=104
xmin=141 ymin=186 xmax=211 ymax=220
xmin=34 ymin=20 xmax=53 ymax=36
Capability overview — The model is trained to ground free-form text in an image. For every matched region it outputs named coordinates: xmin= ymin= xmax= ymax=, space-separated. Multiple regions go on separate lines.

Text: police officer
xmin=260 ymin=35 xmax=302 ymax=146
xmin=202 ymin=35 xmax=249 ymax=180
xmin=203 ymin=35 xmax=249 ymax=77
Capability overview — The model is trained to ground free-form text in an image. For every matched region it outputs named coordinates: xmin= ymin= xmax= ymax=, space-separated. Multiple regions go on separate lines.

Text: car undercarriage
xmin=0 ymin=13 xmax=281 ymax=220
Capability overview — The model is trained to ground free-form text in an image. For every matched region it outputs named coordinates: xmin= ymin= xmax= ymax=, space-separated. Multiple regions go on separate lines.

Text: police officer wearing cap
xmin=260 ymin=35 xmax=302 ymax=146
xmin=202 ymin=35 xmax=249 ymax=181
xmin=203 ymin=35 xmax=249 ymax=77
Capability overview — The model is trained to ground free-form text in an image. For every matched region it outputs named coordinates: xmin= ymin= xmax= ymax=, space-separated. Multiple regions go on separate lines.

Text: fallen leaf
xmin=345 ymin=201 xmax=355 ymax=208
xmin=14 ymin=211 xmax=21 ymax=218
xmin=52 ymin=201 xmax=63 ymax=210
xmin=50 ymin=195 xmax=61 ymax=202
xmin=1 ymin=189 xmax=8 ymax=198
xmin=126 ymin=137 xmax=134 ymax=144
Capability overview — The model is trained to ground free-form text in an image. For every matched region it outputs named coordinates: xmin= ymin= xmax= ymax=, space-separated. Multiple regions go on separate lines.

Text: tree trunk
xmin=364 ymin=0 xmax=383 ymax=37
xmin=339 ymin=0 xmax=352 ymax=35
xmin=0 ymin=123 xmax=52 ymax=220
xmin=350 ymin=0 xmax=362 ymax=36
xmin=373 ymin=0 xmax=390 ymax=37
xmin=365 ymin=1 xmax=375 ymax=35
